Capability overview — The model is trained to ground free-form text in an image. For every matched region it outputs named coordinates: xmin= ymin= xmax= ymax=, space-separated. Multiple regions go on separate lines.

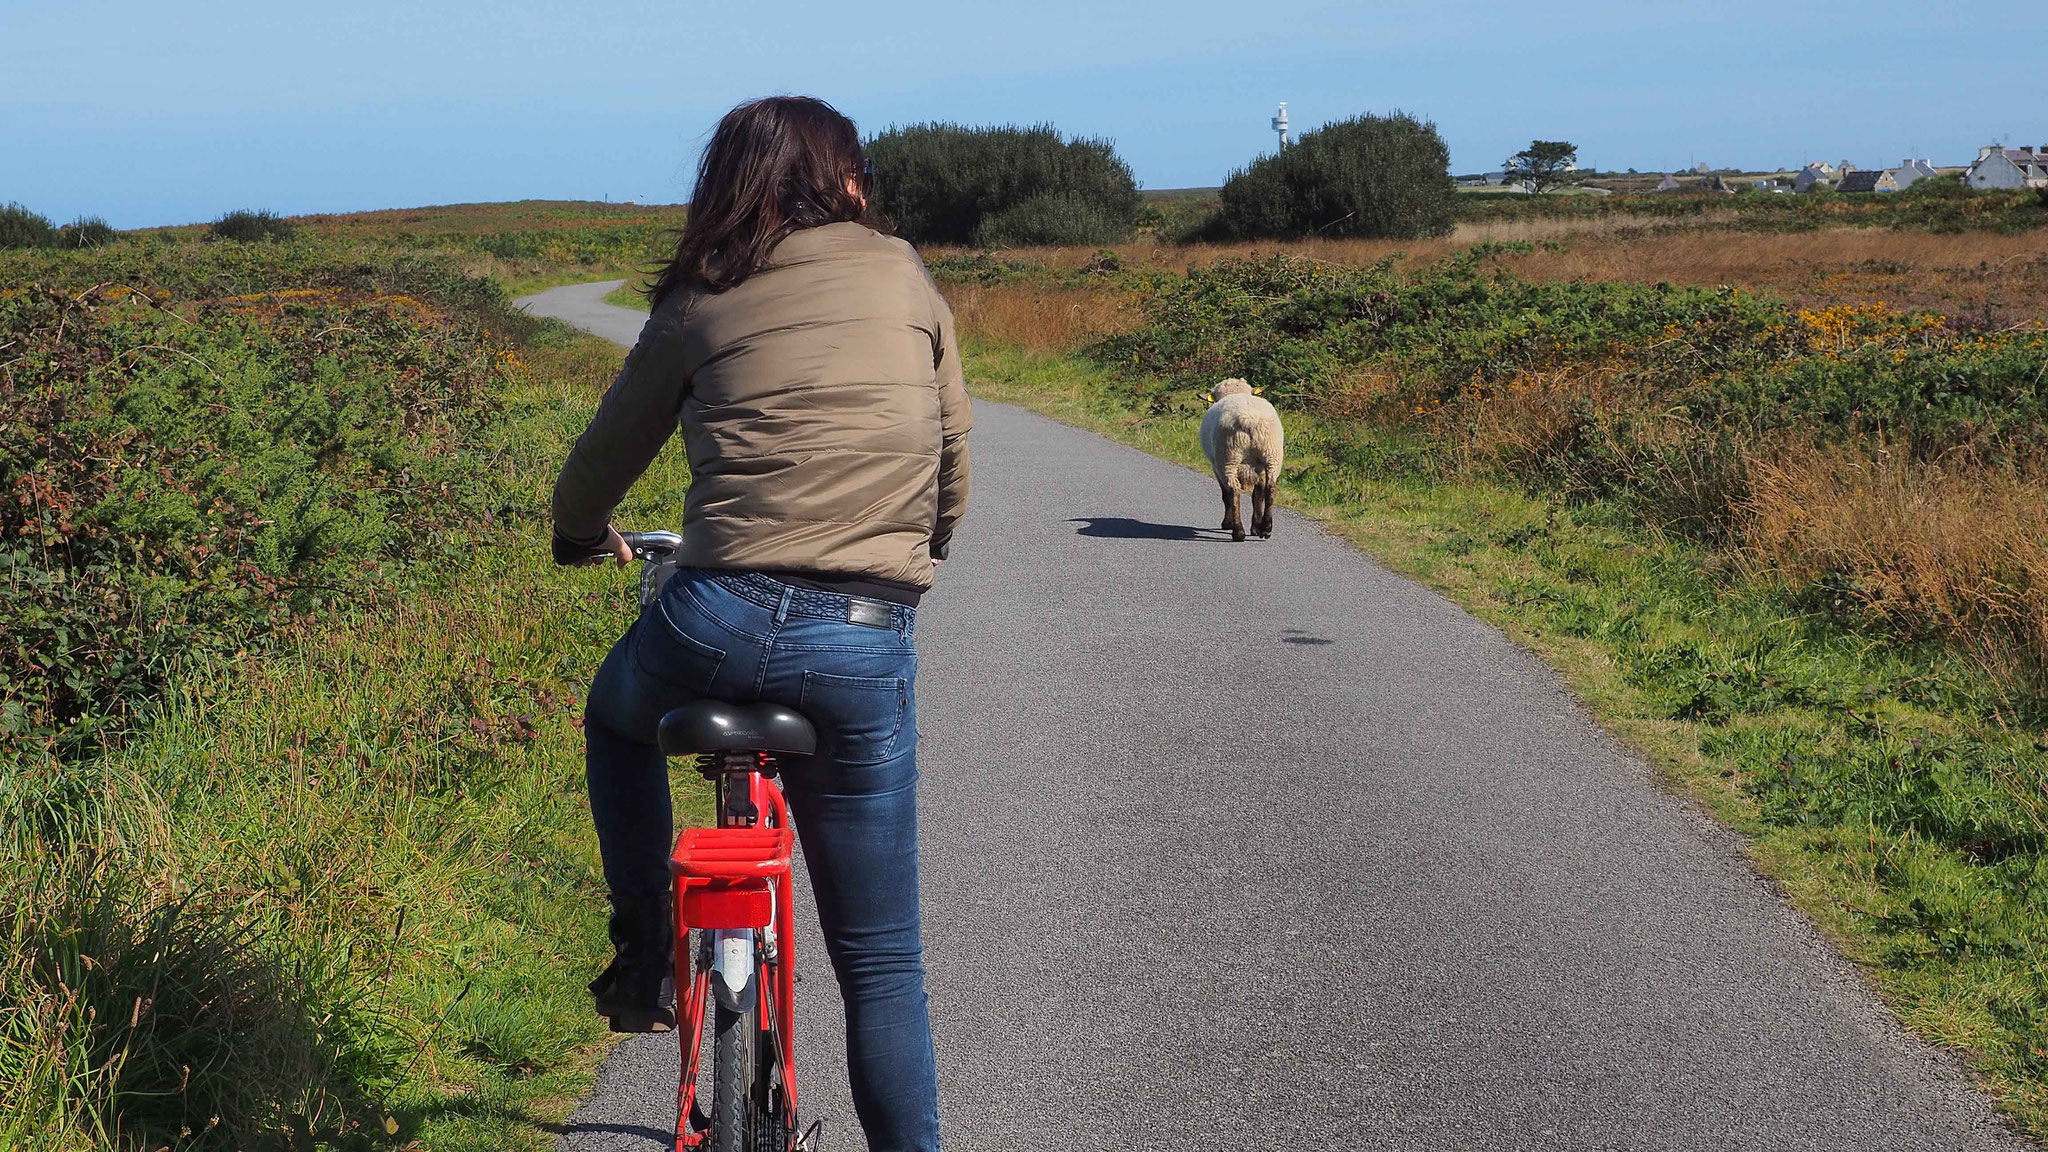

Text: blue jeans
xmin=584 ymin=568 xmax=939 ymax=1152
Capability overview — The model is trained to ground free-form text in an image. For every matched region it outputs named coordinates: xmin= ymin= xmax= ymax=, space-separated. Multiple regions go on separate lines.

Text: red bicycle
xmin=614 ymin=531 xmax=818 ymax=1152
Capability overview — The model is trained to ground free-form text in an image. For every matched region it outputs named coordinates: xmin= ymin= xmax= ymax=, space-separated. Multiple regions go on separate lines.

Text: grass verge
xmin=3 ymin=245 xmax=701 ymax=1148
xmin=963 ymin=337 xmax=2048 ymax=1140
xmin=601 ymin=280 xmax=649 ymax=311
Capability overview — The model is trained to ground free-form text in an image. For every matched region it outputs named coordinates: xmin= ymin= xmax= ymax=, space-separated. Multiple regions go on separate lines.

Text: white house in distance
xmin=1968 ymin=144 xmax=2048 ymax=189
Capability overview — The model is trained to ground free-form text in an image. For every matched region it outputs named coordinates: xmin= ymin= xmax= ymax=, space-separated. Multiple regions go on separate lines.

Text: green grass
xmin=601 ymin=280 xmax=649 ymax=311
xmin=964 ymin=338 xmax=2048 ymax=1139
xmin=7 ymin=332 xmax=713 ymax=1150
xmin=3 ymin=242 xmax=707 ymax=1148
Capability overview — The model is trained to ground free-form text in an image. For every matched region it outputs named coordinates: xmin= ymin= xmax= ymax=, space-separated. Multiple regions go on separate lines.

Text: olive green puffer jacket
xmin=551 ymin=222 xmax=972 ymax=588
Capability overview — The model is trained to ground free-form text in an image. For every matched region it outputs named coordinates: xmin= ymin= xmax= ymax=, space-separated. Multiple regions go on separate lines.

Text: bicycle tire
xmin=711 ymin=996 xmax=756 ymax=1152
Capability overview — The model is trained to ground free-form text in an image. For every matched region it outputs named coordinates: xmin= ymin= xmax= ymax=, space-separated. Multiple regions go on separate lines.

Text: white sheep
xmin=1199 ymin=378 xmax=1284 ymax=541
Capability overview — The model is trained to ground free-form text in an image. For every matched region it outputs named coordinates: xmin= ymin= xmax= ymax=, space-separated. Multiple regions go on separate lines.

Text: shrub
xmin=1211 ymin=111 xmax=1455 ymax=240
xmin=0 ymin=244 xmax=513 ymax=760
xmin=0 ymin=202 xmax=56 ymax=249
xmin=57 ymin=215 xmax=117 ymax=249
xmin=208 ymin=208 xmax=296 ymax=243
xmin=866 ymin=123 xmax=1139 ymax=245
xmin=973 ymin=192 xmax=1133 ymax=247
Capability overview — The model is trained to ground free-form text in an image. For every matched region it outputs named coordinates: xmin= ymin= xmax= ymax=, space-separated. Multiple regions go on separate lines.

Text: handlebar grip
xmin=619 ymin=530 xmax=684 ymax=558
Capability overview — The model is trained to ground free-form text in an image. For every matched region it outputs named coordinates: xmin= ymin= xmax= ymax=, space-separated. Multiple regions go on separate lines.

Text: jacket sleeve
xmin=549 ymin=306 xmax=690 ymax=563
xmin=929 ymin=284 xmax=973 ymax=560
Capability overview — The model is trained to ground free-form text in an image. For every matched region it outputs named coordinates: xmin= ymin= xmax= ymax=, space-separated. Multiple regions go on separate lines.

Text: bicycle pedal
xmin=793 ymin=1118 xmax=824 ymax=1151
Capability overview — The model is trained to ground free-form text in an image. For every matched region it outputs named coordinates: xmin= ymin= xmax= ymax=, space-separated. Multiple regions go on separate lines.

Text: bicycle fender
xmin=713 ymin=928 xmax=755 ymax=1013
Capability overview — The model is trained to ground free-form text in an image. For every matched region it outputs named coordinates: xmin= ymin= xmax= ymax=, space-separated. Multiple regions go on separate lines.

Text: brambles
xmin=0 ymin=202 xmax=56 ymax=249
xmin=208 ymin=208 xmax=296 ymax=242
xmin=1211 ymin=111 xmax=1455 ymax=240
xmin=0 ymin=244 xmax=513 ymax=761
xmin=865 ymin=123 xmax=1140 ymax=246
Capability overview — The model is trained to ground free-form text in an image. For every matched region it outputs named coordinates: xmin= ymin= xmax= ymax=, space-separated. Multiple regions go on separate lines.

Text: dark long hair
xmin=648 ymin=96 xmax=878 ymax=306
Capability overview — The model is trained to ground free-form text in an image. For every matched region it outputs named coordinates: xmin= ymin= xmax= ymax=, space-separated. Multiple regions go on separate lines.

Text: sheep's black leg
xmin=1220 ymin=480 xmax=1244 ymax=541
xmin=1253 ymin=481 xmax=1274 ymax=538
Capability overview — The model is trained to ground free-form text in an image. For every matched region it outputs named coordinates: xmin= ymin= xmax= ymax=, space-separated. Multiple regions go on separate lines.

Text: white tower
xmin=1272 ymin=102 xmax=1290 ymax=151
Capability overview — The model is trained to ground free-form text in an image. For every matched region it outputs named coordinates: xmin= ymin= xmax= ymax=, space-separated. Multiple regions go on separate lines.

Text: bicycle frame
xmin=613 ymin=531 xmax=804 ymax=1150
xmin=670 ymin=763 xmax=799 ymax=1150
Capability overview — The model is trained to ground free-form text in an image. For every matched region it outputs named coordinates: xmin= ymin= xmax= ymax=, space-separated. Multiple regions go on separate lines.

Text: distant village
xmin=1456 ymin=142 xmax=2048 ymax=195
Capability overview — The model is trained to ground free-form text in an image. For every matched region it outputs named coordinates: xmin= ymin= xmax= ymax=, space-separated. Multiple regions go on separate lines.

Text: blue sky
xmin=4 ymin=0 xmax=2044 ymax=228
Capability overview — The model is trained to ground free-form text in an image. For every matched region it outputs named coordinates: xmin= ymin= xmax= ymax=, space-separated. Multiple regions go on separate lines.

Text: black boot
xmin=589 ymin=895 xmax=676 ymax=1033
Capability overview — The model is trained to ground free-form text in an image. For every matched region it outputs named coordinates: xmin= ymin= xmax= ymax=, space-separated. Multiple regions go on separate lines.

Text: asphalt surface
xmin=517 ymin=283 xmax=2028 ymax=1151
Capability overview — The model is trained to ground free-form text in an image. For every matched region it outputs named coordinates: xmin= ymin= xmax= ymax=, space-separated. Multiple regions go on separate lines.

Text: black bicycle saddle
xmin=658 ymin=700 xmax=818 ymax=758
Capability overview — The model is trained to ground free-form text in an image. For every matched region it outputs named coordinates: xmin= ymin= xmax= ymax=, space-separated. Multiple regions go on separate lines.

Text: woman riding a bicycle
xmin=551 ymin=95 xmax=969 ymax=1152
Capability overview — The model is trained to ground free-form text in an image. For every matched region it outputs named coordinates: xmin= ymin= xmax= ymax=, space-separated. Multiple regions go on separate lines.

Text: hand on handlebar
xmin=578 ymin=525 xmax=633 ymax=567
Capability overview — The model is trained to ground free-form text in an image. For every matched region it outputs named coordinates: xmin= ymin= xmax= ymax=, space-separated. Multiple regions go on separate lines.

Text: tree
xmin=1211 ymin=111 xmax=1455 ymax=240
xmin=1504 ymin=140 xmax=1579 ymax=194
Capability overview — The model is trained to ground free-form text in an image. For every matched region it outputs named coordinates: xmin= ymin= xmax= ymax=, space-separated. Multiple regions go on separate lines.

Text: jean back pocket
xmin=799 ymin=671 xmax=909 ymax=765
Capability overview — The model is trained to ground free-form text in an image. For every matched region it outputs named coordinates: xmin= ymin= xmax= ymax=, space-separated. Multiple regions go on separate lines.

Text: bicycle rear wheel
xmin=710 ymin=996 xmax=755 ymax=1152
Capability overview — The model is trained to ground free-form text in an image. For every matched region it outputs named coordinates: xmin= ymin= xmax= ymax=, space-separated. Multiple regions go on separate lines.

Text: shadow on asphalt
xmin=544 ymin=1121 xmax=673 ymax=1143
xmin=1281 ymin=629 xmax=1335 ymax=646
xmin=1068 ymin=516 xmax=1233 ymax=541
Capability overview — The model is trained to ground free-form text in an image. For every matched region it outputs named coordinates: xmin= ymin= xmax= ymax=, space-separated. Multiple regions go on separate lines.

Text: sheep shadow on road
xmin=1068 ymin=517 xmax=1235 ymax=541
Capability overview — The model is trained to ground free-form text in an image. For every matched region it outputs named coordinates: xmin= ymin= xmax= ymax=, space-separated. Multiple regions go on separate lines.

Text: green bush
xmin=1211 ymin=111 xmax=1455 ymax=240
xmin=0 ymin=202 xmax=56 ymax=249
xmin=208 ymin=208 xmax=297 ymax=243
xmin=973 ymin=192 xmax=1134 ymax=247
xmin=866 ymin=123 xmax=1139 ymax=245
xmin=57 ymin=215 xmax=117 ymax=249
xmin=0 ymin=244 xmax=514 ymax=760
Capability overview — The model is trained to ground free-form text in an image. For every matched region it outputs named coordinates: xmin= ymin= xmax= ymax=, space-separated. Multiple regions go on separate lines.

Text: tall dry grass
xmin=941 ymin=283 xmax=1138 ymax=352
xmin=1745 ymin=448 xmax=2048 ymax=684
xmin=943 ymin=223 xmax=2048 ymax=325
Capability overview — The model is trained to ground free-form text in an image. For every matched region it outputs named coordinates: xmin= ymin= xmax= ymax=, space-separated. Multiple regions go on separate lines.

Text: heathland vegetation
xmin=2 ymin=223 xmax=688 ymax=1150
xmin=10 ymin=113 xmax=2048 ymax=1145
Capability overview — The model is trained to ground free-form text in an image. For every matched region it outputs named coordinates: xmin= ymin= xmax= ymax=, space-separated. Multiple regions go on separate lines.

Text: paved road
xmin=516 ymin=283 xmax=2027 ymax=1152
